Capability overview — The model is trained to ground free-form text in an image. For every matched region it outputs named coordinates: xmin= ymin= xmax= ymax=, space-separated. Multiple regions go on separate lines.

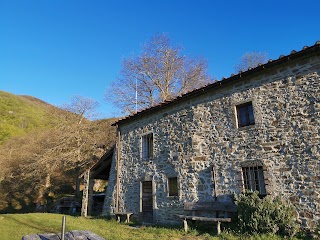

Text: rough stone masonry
xmin=103 ymin=44 xmax=320 ymax=230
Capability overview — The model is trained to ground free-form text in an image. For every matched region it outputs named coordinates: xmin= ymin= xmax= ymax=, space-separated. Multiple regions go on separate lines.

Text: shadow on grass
xmin=89 ymin=215 xmax=222 ymax=238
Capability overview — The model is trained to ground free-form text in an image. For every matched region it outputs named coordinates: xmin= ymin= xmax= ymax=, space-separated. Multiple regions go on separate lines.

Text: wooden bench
xmin=114 ymin=212 xmax=133 ymax=223
xmin=177 ymin=201 xmax=237 ymax=235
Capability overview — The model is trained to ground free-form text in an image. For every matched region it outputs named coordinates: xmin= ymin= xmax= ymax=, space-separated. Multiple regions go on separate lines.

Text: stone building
xmin=102 ymin=42 xmax=320 ymax=230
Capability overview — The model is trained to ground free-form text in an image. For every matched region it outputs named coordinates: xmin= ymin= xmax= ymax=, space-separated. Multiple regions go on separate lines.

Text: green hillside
xmin=0 ymin=91 xmax=117 ymax=213
xmin=0 ymin=91 xmax=66 ymax=143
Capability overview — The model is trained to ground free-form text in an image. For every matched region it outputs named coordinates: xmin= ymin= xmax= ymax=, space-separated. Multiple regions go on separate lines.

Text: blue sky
xmin=1 ymin=1 xmax=319 ymax=119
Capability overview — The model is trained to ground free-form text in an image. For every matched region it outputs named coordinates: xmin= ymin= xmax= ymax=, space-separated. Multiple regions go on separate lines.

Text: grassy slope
xmin=0 ymin=213 xmax=300 ymax=240
xmin=0 ymin=91 xmax=117 ymax=145
xmin=0 ymin=213 xmax=203 ymax=240
xmin=0 ymin=91 xmax=62 ymax=143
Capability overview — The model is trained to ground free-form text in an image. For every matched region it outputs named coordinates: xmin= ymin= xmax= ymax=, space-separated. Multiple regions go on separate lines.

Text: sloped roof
xmin=79 ymin=146 xmax=114 ymax=180
xmin=113 ymin=41 xmax=320 ymax=127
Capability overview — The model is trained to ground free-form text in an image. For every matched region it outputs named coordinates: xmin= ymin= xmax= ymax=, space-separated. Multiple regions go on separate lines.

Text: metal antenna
xmin=135 ymin=78 xmax=138 ymax=113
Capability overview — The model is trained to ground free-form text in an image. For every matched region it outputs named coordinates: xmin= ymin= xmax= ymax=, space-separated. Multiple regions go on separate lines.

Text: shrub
xmin=234 ymin=191 xmax=298 ymax=237
xmin=315 ymin=220 xmax=320 ymax=239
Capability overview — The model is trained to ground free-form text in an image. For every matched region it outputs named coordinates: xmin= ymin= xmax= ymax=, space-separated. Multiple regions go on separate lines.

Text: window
xmin=242 ymin=166 xmax=266 ymax=196
xmin=142 ymin=133 xmax=153 ymax=159
xmin=236 ymin=102 xmax=255 ymax=127
xmin=168 ymin=177 xmax=178 ymax=197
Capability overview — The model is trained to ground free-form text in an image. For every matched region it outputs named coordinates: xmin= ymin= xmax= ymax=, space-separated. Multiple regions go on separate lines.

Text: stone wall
xmin=103 ymin=152 xmax=117 ymax=214
xmin=103 ymin=53 xmax=320 ymax=229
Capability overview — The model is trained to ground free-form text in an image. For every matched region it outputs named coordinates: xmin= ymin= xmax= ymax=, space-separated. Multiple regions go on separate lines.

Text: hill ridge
xmin=0 ymin=90 xmax=73 ymax=143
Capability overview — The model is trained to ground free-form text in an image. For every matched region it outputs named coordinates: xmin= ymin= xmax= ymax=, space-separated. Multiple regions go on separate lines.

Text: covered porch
xmin=80 ymin=147 xmax=114 ymax=217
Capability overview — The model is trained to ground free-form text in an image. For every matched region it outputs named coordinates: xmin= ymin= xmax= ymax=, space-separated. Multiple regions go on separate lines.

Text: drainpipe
xmin=115 ymin=125 xmax=121 ymax=212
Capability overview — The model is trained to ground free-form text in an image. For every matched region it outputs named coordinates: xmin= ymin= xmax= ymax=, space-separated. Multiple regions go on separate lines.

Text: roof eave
xmin=113 ymin=42 xmax=320 ymax=127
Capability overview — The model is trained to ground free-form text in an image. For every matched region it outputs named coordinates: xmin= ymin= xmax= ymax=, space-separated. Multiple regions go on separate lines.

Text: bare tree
xmin=234 ymin=52 xmax=268 ymax=72
xmin=0 ymin=119 xmax=115 ymax=210
xmin=107 ymin=34 xmax=213 ymax=114
xmin=60 ymin=95 xmax=100 ymax=169
xmin=60 ymin=96 xmax=100 ymax=196
xmin=62 ymin=95 xmax=99 ymax=123
xmin=0 ymin=95 xmax=116 ymax=211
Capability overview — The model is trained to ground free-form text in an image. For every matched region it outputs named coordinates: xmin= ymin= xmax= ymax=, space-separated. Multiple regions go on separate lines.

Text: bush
xmin=234 ymin=191 xmax=299 ymax=237
xmin=315 ymin=220 xmax=320 ymax=239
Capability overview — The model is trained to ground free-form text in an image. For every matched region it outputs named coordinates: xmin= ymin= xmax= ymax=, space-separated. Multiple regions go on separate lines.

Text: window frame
xmin=242 ymin=165 xmax=266 ymax=197
xmin=167 ymin=177 xmax=178 ymax=197
xmin=236 ymin=101 xmax=255 ymax=128
xmin=141 ymin=132 xmax=153 ymax=159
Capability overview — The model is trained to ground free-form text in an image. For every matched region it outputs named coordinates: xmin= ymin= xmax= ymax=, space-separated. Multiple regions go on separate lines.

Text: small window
xmin=242 ymin=166 xmax=266 ymax=196
xmin=142 ymin=133 xmax=153 ymax=159
xmin=236 ymin=102 xmax=255 ymax=127
xmin=168 ymin=177 xmax=178 ymax=197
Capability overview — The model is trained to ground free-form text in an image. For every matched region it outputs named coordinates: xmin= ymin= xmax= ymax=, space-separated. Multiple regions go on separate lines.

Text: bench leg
xmin=116 ymin=215 xmax=121 ymax=223
xmin=126 ymin=214 xmax=130 ymax=223
xmin=183 ymin=219 xmax=188 ymax=232
xmin=217 ymin=221 xmax=221 ymax=235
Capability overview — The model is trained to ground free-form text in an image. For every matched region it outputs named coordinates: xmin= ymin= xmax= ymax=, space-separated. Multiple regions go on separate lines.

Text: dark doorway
xmin=141 ymin=181 xmax=153 ymax=223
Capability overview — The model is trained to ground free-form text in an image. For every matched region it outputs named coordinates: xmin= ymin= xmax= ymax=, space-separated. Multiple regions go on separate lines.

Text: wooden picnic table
xmin=22 ymin=230 xmax=105 ymax=240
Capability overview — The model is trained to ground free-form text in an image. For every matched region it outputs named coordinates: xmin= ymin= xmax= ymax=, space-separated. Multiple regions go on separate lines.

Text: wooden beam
xmin=177 ymin=215 xmax=231 ymax=222
xmin=183 ymin=202 xmax=237 ymax=212
xmin=212 ymin=166 xmax=218 ymax=201
xmin=115 ymin=125 xmax=121 ymax=212
xmin=81 ymin=170 xmax=90 ymax=217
